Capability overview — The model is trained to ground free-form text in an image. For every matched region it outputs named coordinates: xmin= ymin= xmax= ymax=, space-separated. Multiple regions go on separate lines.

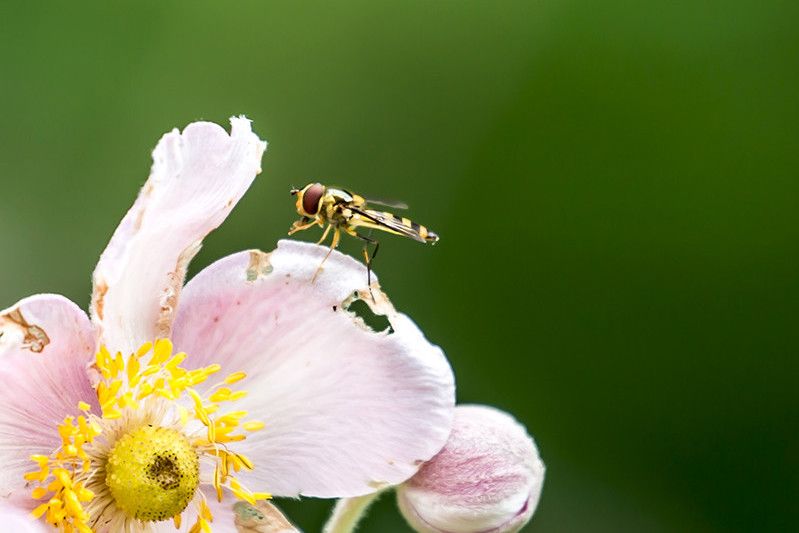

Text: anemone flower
xmin=0 ymin=117 xmax=455 ymax=532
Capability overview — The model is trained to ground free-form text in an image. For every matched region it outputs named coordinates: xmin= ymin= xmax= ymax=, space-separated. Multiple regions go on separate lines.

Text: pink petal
xmin=171 ymin=240 xmax=455 ymax=498
xmin=0 ymin=294 xmax=96 ymax=500
xmin=91 ymin=117 xmax=267 ymax=354
xmin=0 ymin=501 xmax=49 ymax=532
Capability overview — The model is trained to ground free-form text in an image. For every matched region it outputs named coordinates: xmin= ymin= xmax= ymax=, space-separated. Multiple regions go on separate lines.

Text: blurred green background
xmin=1 ymin=1 xmax=797 ymax=531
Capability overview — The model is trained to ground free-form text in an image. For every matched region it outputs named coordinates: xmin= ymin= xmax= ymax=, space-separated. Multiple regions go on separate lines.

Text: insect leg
xmin=288 ymin=217 xmax=319 ymax=235
xmin=351 ymin=231 xmax=380 ymax=299
xmin=316 ymin=223 xmax=333 ymax=245
xmin=312 ymin=226 xmax=341 ymax=283
xmin=365 ymin=228 xmax=380 ymax=262
xmin=369 ymin=238 xmax=380 ymax=262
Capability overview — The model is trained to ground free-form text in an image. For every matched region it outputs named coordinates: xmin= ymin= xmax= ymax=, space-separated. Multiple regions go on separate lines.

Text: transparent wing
xmin=362 ymin=196 xmax=410 ymax=210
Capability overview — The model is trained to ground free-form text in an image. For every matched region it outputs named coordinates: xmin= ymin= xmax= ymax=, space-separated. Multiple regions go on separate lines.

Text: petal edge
xmin=0 ymin=294 xmax=96 ymax=499
xmin=172 ymin=242 xmax=456 ymax=497
xmin=91 ymin=117 xmax=267 ymax=353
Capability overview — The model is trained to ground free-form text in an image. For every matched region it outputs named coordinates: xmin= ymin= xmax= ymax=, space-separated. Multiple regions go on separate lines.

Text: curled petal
xmin=0 ymin=294 xmax=96 ymax=499
xmin=91 ymin=117 xmax=267 ymax=353
xmin=171 ymin=240 xmax=456 ymax=497
xmin=397 ymin=405 xmax=545 ymax=533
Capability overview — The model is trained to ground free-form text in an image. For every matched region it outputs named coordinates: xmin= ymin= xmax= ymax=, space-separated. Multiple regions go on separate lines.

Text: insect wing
xmin=352 ymin=208 xmax=427 ymax=243
xmin=362 ymin=196 xmax=410 ymax=210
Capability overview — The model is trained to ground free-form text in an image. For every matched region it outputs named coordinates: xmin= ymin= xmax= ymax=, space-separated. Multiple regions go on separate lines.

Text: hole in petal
xmin=345 ymin=299 xmax=393 ymax=334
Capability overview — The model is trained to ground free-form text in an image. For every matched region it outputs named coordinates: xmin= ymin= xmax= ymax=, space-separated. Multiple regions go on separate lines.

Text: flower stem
xmin=322 ymin=492 xmax=384 ymax=533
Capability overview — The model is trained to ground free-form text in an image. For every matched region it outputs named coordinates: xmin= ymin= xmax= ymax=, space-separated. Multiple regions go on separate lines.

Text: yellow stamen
xmin=151 ymin=338 xmax=173 ymax=365
xmin=243 ymin=421 xmax=266 ymax=432
xmin=31 ymin=502 xmax=49 ymax=519
xmin=224 ymin=371 xmax=247 ymax=384
xmin=199 ymin=495 xmax=214 ymax=521
xmin=28 ymin=339 xmax=269 ymax=531
xmin=209 ymin=387 xmax=232 ymax=402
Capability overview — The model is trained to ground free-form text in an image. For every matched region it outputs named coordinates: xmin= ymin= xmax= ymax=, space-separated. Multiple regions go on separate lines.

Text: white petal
xmin=171 ymin=240 xmax=455 ymax=498
xmin=0 ymin=294 xmax=96 ymax=499
xmin=91 ymin=117 xmax=267 ymax=354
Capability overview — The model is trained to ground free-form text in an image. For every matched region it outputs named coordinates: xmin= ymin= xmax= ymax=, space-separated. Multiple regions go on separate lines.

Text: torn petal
xmin=0 ymin=294 xmax=97 ymax=500
xmin=91 ymin=117 xmax=267 ymax=354
xmin=171 ymin=240 xmax=456 ymax=498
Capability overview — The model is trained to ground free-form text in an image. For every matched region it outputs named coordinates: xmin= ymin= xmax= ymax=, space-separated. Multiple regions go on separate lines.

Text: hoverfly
xmin=288 ymin=183 xmax=439 ymax=286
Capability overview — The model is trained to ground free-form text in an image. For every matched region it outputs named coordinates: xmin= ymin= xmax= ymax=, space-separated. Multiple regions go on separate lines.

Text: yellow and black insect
xmin=289 ymin=182 xmax=439 ymax=285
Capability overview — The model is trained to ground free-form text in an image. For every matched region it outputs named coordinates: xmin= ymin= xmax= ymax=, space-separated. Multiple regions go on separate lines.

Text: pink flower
xmin=397 ymin=405 xmax=544 ymax=533
xmin=0 ymin=118 xmax=455 ymax=531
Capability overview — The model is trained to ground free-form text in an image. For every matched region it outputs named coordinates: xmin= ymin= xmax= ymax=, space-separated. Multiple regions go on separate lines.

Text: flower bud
xmin=397 ymin=405 xmax=545 ymax=533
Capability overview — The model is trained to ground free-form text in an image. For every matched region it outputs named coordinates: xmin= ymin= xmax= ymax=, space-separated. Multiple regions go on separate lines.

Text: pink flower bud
xmin=397 ymin=405 xmax=545 ymax=533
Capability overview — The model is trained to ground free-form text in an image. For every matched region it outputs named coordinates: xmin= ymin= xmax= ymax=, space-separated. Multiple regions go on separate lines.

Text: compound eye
xmin=302 ymin=183 xmax=325 ymax=215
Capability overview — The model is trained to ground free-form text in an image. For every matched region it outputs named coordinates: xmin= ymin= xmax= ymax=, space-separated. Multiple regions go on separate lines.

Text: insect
xmin=288 ymin=182 xmax=439 ymax=287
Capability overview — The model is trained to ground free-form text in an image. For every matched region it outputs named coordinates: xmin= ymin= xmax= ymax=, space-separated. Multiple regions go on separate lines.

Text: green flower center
xmin=105 ymin=425 xmax=199 ymax=522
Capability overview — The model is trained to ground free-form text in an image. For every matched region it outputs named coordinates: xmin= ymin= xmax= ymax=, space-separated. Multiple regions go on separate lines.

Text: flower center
xmin=26 ymin=339 xmax=270 ymax=532
xmin=105 ymin=425 xmax=199 ymax=522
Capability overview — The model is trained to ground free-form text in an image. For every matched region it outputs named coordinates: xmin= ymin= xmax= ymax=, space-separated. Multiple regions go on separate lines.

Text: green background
xmin=1 ymin=2 xmax=797 ymax=531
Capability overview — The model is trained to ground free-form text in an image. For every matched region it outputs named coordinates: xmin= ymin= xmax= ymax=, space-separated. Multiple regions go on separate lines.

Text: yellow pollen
xmin=106 ymin=426 xmax=199 ymax=521
xmin=28 ymin=339 xmax=270 ymax=532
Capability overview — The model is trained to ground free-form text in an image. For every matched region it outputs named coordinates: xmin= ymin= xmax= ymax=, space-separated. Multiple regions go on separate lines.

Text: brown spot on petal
xmin=234 ymin=501 xmax=298 ymax=533
xmin=357 ymin=287 xmax=393 ymax=312
xmin=155 ymin=272 xmax=179 ymax=338
xmin=246 ymin=250 xmax=273 ymax=282
xmin=133 ymin=182 xmax=155 ymax=231
xmin=92 ymin=280 xmax=108 ymax=320
xmin=0 ymin=308 xmax=50 ymax=353
xmin=155 ymin=240 xmax=201 ymax=338
xmin=133 ymin=208 xmax=145 ymax=231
